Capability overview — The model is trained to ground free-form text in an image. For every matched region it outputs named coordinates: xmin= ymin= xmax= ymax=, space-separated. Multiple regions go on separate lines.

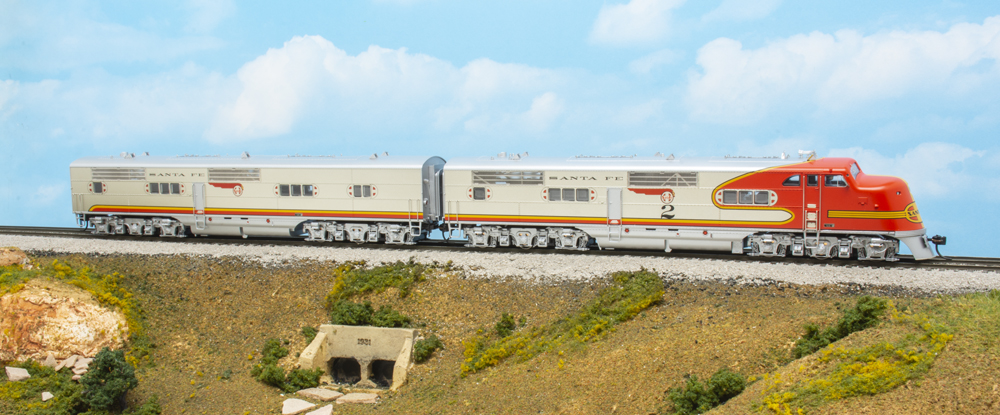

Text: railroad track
xmin=1 ymin=225 xmax=997 ymax=273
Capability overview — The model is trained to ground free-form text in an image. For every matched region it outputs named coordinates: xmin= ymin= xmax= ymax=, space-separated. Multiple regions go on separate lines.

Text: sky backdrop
xmin=2 ymin=0 xmax=998 ymax=256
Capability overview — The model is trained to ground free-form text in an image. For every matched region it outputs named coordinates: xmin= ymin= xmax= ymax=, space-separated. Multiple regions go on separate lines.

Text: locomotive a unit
xmin=70 ymin=151 xmax=938 ymax=261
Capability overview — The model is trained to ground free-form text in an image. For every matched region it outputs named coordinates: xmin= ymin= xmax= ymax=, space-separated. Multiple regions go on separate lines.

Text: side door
xmin=802 ymin=174 xmax=821 ymax=239
xmin=192 ymin=182 xmax=206 ymax=230
xmin=607 ymin=187 xmax=622 ymax=241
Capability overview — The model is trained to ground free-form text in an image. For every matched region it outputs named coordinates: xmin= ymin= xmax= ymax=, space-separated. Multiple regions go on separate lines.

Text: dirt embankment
xmin=5 ymin=253 xmax=998 ymax=414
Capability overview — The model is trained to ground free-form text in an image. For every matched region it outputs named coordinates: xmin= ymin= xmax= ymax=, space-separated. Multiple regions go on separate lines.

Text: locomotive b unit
xmin=70 ymin=151 xmax=937 ymax=261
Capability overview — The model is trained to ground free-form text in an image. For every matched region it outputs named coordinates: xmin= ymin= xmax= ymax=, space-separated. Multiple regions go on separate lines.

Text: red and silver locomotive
xmin=71 ymin=151 xmax=938 ymax=261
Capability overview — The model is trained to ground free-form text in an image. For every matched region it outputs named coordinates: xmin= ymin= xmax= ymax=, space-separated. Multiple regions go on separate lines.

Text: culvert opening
xmin=329 ymin=358 xmax=361 ymax=384
xmin=371 ymin=360 xmax=395 ymax=388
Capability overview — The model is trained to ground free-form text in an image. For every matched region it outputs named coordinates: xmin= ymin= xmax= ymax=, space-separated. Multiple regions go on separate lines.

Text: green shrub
xmin=666 ymin=368 xmax=747 ymax=415
xmin=325 ymin=259 xmax=430 ymax=304
xmin=328 ymin=300 xmax=412 ymax=328
xmin=328 ymin=300 xmax=375 ymax=325
xmin=372 ymin=305 xmax=412 ymax=328
xmin=301 ymin=326 xmax=319 ymax=343
xmin=126 ymin=395 xmax=162 ymax=415
xmin=80 ymin=347 xmax=139 ymax=411
xmin=413 ymin=334 xmax=445 ymax=363
xmin=792 ymin=296 xmax=888 ymax=358
xmin=495 ymin=312 xmax=517 ymax=338
xmin=286 ymin=368 xmax=324 ymax=392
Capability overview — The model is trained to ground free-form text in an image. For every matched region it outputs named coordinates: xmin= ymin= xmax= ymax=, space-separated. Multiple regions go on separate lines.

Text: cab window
xmin=825 ymin=175 xmax=847 ymax=187
xmin=806 ymin=175 xmax=819 ymax=187
xmin=782 ymin=175 xmax=800 ymax=186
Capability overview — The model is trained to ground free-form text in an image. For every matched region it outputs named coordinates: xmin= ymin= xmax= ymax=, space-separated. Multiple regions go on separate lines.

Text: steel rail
xmin=1 ymin=225 xmax=997 ymax=273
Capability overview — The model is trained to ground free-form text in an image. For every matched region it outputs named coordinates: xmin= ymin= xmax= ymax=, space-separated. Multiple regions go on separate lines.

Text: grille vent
xmin=472 ymin=171 xmax=543 ymax=185
xmin=208 ymin=168 xmax=260 ymax=182
xmin=91 ymin=168 xmax=146 ymax=181
xmin=628 ymin=171 xmax=698 ymax=187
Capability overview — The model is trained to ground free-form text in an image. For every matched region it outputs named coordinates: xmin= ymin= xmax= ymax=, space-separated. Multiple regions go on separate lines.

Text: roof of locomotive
xmin=70 ymin=154 xmax=444 ymax=169
xmin=444 ymin=155 xmax=827 ymax=172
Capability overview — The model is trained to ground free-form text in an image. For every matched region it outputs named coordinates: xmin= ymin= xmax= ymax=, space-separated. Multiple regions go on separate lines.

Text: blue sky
xmin=2 ymin=0 xmax=998 ymax=256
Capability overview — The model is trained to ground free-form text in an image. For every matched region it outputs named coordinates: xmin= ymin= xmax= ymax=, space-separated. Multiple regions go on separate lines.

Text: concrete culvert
xmin=329 ymin=358 xmax=361 ymax=384
xmin=370 ymin=360 xmax=395 ymax=387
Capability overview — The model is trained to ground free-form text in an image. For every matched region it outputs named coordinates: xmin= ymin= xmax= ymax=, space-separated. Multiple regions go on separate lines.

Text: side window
xmin=550 ymin=188 xmax=561 ymax=201
xmin=473 ymin=187 xmax=486 ymax=200
xmin=280 ymin=184 xmax=290 ymax=196
xmin=722 ymin=190 xmax=737 ymax=204
xmin=349 ymin=185 xmax=374 ymax=198
xmin=545 ymin=188 xmax=593 ymax=202
xmin=717 ymin=189 xmax=775 ymax=206
xmin=147 ymin=183 xmax=182 ymax=195
xmin=782 ymin=175 xmax=800 ymax=186
xmin=303 ymin=185 xmax=314 ymax=196
xmin=278 ymin=184 xmax=317 ymax=197
xmin=92 ymin=182 xmax=103 ymax=194
xmin=806 ymin=175 xmax=819 ymax=187
xmin=824 ymin=175 xmax=847 ymax=187
xmin=850 ymin=163 xmax=860 ymax=179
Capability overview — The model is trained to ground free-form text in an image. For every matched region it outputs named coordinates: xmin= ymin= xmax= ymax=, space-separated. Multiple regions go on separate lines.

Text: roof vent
xmin=142 ymin=152 xmax=150 ymax=156
xmin=497 ymin=152 xmax=506 ymax=159
xmin=666 ymin=154 xmax=675 ymax=160
xmin=780 ymin=152 xmax=789 ymax=160
xmin=511 ymin=153 xmax=521 ymax=161
xmin=521 ymin=152 xmax=529 ymax=157
xmin=120 ymin=152 xmax=135 ymax=159
xmin=241 ymin=151 xmax=250 ymax=159
xmin=370 ymin=153 xmax=378 ymax=160
xmin=382 ymin=152 xmax=389 ymax=157
xmin=798 ymin=150 xmax=816 ymax=160
xmin=654 ymin=152 xmax=664 ymax=157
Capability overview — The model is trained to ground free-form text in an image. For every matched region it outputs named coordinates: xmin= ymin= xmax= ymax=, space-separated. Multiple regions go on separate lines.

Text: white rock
xmin=62 ymin=355 xmax=79 ymax=369
xmin=282 ymin=398 xmax=317 ymax=415
xmin=42 ymin=392 xmax=54 ymax=401
xmin=42 ymin=354 xmax=57 ymax=368
xmin=296 ymin=388 xmax=343 ymax=402
xmin=305 ymin=404 xmax=333 ymax=415
xmin=71 ymin=374 xmax=82 ymax=381
xmin=74 ymin=358 xmax=92 ymax=369
xmin=336 ymin=393 xmax=378 ymax=404
xmin=5 ymin=367 xmax=30 ymax=381
xmin=72 ymin=367 xmax=88 ymax=375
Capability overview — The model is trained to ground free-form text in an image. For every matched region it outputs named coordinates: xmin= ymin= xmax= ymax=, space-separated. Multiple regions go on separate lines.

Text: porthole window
xmin=716 ymin=189 xmax=776 ymax=206
xmin=544 ymin=188 xmax=595 ymax=202
xmin=467 ymin=187 xmax=492 ymax=200
xmin=347 ymin=185 xmax=376 ymax=198
xmin=782 ymin=175 xmax=800 ymax=187
xmin=92 ymin=181 xmax=104 ymax=194
xmin=146 ymin=182 xmax=183 ymax=195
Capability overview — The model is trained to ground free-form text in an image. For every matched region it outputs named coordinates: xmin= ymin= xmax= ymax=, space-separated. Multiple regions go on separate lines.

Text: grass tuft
xmin=792 ymin=296 xmax=887 ymax=359
xmin=325 ymin=259 xmax=431 ymax=305
xmin=460 ymin=270 xmax=663 ymax=376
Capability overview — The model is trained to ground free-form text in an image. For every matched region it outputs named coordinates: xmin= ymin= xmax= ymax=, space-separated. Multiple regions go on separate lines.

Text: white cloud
xmin=687 ymin=16 xmax=1000 ymax=123
xmin=628 ymin=48 xmax=681 ymax=74
xmin=207 ymin=36 xmax=569 ymax=141
xmin=829 ymin=143 xmax=984 ymax=198
xmin=29 ymin=184 xmax=65 ymax=207
xmin=184 ymin=0 xmax=236 ymax=33
xmin=590 ymin=0 xmax=686 ymax=46
xmin=702 ymin=0 xmax=781 ymax=22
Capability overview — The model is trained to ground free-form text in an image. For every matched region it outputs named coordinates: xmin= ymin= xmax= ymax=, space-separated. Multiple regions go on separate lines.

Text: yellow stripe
xmin=828 ymin=210 xmax=908 ymax=219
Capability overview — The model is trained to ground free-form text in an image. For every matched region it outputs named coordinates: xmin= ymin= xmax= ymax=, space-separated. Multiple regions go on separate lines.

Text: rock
xmin=305 ymin=405 xmax=333 ymax=415
xmin=5 ymin=367 xmax=30 ymax=381
xmin=296 ymin=388 xmax=344 ymax=402
xmin=72 ymin=367 xmax=88 ymax=375
xmin=0 ymin=247 xmax=28 ymax=267
xmin=71 ymin=375 xmax=81 ymax=381
xmin=281 ymin=398 xmax=317 ymax=415
xmin=74 ymin=358 xmax=91 ymax=369
xmin=42 ymin=354 xmax=57 ymax=368
xmin=62 ymin=355 xmax=79 ymax=369
xmin=336 ymin=393 xmax=378 ymax=404
xmin=42 ymin=392 xmax=54 ymax=401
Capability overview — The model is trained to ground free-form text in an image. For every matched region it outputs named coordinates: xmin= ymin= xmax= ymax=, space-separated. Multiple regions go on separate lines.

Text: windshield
xmin=850 ymin=163 xmax=860 ymax=179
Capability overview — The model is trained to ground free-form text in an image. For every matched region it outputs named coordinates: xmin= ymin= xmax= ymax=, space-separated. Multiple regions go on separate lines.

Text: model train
xmin=70 ymin=151 xmax=939 ymax=261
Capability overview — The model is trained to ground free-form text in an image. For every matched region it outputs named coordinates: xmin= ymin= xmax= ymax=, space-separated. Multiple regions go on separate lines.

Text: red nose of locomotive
xmin=851 ymin=169 xmax=935 ymax=259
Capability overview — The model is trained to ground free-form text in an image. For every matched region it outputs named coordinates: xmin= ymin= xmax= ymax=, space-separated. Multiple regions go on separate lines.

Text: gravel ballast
xmin=2 ymin=235 xmax=997 ymax=294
